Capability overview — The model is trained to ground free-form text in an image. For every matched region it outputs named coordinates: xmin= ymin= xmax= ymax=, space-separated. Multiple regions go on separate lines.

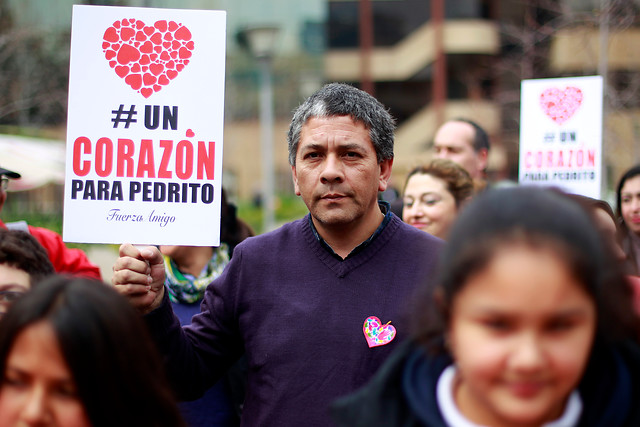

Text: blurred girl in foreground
xmin=334 ymin=187 xmax=640 ymax=426
xmin=402 ymin=159 xmax=474 ymax=240
xmin=0 ymin=276 xmax=185 ymax=427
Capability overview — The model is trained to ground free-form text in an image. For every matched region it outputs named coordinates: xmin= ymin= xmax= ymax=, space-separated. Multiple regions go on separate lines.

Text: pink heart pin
xmin=103 ymin=19 xmax=195 ymax=98
xmin=363 ymin=316 xmax=396 ymax=348
xmin=539 ymin=86 xmax=583 ymax=125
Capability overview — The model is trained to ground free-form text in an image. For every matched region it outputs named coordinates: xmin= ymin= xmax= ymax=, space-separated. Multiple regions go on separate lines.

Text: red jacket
xmin=1 ymin=220 xmax=102 ymax=280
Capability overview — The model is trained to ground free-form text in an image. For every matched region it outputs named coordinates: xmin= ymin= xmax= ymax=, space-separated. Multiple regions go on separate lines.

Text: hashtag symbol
xmin=111 ymin=104 xmax=137 ymax=128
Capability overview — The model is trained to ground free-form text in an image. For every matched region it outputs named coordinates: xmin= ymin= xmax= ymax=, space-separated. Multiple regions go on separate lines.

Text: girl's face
xmin=621 ymin=175 xmax=640 ymax=234
xmin=0 ymin=321 xmax=91 ymax=427
xmin=402 ymin=173 xmax=457 ymax=240
xmin=448 ymin=244 xmax=596 ymax=427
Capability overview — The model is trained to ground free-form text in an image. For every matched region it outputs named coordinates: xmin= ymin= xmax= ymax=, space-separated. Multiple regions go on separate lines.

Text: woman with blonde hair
xmin=402 ymin=158 xmax=474 ymax=240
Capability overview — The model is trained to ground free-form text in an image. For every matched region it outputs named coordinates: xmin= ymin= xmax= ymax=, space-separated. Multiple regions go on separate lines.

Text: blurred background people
xmin=566 ymin=192 xmax=640 ymax=315
xmin=617 ymin=165 xmax=640 ymax=276
xmin=432 ymin=118 xmax=490 ymax=189
xmin=333 ymin=187 xmax=640 ymax=426
xmin=402 ymin=158 xmax=474 ymax=240
xmin=0 ymin=228 xmax=54 ymax=318
xmin=0 ymin=276 xmax=185 ymax=427
xmin=0 ymin=166 xmax=101 ymax=279
xmin=159 ymin=188 xmax=253 ymax=426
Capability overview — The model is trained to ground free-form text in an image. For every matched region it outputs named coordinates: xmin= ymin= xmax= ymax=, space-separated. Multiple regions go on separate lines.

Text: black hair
xmin=287 ymin=82 xmax=395 ymax=165
xmin=0 ymin=229 xmax=54 ymax=286
xmin=219 ymin=188 xmax=254 ymax=257
xmin=412 ymin=186 xmax=638 ymax=351
xmin=0 ymin=276 xmax=185 ymax=427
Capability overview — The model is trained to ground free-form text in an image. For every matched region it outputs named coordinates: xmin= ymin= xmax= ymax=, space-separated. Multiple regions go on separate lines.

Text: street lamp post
xmin=239 ymin=26 xmax=280 ymax=233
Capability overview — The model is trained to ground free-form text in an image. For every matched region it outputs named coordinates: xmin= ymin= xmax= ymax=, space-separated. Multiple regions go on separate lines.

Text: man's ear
xmin=291 ymin=165 xmax=301 ymax=196
xmin=477 ymin=147 xmax=489 ymax=173
xmin=378 ymin=157 xmax=394 ymax=192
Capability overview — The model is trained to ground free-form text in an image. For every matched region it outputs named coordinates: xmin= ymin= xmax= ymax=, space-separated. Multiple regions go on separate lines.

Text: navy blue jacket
xmin=332 ymin=339 xmax=640 ymax=427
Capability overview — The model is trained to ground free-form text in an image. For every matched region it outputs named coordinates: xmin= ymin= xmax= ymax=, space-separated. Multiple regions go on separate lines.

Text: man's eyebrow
xmin=338 ymin=143 xmax=366 ymax=151
xmin=299 ymin=143 xmax=325 ymax=151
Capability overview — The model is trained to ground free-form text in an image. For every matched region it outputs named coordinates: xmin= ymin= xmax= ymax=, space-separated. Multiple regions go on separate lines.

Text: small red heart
xmin=103 ymin=19 xmax=195 ymax=98
xmin=186 ymin=129 xmax=195 ymax=138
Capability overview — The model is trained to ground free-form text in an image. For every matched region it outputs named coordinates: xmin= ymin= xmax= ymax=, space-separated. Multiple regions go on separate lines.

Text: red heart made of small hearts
xmin=539 ymin=86 xmax=583 ymax=125
xmin=103 ymin=19 xmax=195 ymax=98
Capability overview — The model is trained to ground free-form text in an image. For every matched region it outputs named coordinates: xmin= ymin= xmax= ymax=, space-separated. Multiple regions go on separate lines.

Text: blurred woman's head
xmin=412 ymin=187 xmax=637 ymax=426
xmin=0 ymin=276 xmax=184 ymax=427
xmin=617 ymin=164 xmax=640 ymax=236
xmin=402 ymin=158 xmax=474 ymax=240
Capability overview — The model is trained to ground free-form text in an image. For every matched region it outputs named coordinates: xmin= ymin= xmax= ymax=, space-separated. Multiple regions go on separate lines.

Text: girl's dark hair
xmin=616 ymin=164 xmax=640 ymax=229
xmin=0 ymin=276 xmax=185 ymax=427
xmin=412 ymin=186 xmax=638 ymax=352
xmin=566 ymin=192 xmax=616 ymax=224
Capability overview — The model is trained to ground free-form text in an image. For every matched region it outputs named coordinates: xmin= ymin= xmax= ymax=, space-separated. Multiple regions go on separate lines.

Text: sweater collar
xmin=307 ymin=200 xmax=392 ymax=261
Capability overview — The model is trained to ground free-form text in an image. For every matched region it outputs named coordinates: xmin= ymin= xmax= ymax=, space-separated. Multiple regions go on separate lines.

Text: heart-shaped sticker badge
xmin=363 ymin=316 xmax=396 ymax=348
xmin=539 ymin=86 xmax=583 ymax=125
xmin=103 ymin=19 xmax=195 ymax=98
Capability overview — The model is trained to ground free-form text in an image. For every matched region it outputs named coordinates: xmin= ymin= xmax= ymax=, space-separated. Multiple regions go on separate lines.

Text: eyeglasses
xmin=0 ymin=290 xmax=25 ymax=305
xmin=0 ymin=177 xmax=8 ymax=191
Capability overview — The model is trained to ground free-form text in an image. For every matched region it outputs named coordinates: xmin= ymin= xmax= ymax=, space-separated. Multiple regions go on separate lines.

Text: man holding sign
xmin=113 ymin=83 xmax=443 ymax=426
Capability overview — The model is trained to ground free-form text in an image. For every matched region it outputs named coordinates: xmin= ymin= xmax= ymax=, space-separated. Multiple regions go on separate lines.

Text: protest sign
xmin=63 ymin=5 xmax=226 ymax=245
xmin=519 ymin=75 xmax=603 ymax=198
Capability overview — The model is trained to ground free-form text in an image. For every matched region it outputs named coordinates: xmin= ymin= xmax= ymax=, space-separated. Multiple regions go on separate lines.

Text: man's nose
xmin=434 ymin=149 xmax=450 ymax=159
xmin=320 ymin=155 xmax=344 ymax=183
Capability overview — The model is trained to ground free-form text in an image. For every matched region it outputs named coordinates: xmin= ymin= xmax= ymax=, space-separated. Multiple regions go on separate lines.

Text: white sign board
xmin=518 ymin=75 xmax=603 ymax=199
xmin=63 ymin=5 xmax=226 ymax=245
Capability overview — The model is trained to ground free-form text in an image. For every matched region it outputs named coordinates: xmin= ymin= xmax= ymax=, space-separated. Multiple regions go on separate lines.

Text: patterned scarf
xmin=164 ymin=244 xmax=230 ymax=304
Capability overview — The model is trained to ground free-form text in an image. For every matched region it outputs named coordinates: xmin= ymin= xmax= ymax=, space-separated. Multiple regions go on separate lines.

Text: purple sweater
xmin=146 ymin=213 xmax=443 ymax=426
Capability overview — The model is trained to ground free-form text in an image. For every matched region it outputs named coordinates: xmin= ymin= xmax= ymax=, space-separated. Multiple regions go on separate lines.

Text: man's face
xmin=433 ymin=121 xmax=487 ymax=179
xmin=291 ymin=115 xmax=392 ymax=233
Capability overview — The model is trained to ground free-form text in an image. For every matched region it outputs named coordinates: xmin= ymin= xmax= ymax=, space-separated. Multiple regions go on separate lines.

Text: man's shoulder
xmin=234 ymin=216 xmax=309 ymax=252
xmin=390 ymin=215 xmax=444 ymax=248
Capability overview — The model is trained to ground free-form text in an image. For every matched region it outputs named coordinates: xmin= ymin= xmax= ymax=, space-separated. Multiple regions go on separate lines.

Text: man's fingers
xmin=112 ymin=243 xmax=166 ymax=314
xmin=118 ymin=242 xmax=142 ymax=258
xmin=114 ymin=282 xmax=151 ymax=296
xmin=113 ymin=284 xmax=160 ymax=313
xmin=112 ymin=265 xmax=152 ymax=287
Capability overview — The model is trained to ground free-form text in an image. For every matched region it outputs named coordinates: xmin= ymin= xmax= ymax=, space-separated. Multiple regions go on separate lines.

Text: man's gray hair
xmin=287 ymin=83 xmax=395 ymax=166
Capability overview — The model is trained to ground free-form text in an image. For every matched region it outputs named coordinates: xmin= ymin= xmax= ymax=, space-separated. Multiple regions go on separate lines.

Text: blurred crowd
xmin=0 ymin=84 xmax=639 ymax=426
